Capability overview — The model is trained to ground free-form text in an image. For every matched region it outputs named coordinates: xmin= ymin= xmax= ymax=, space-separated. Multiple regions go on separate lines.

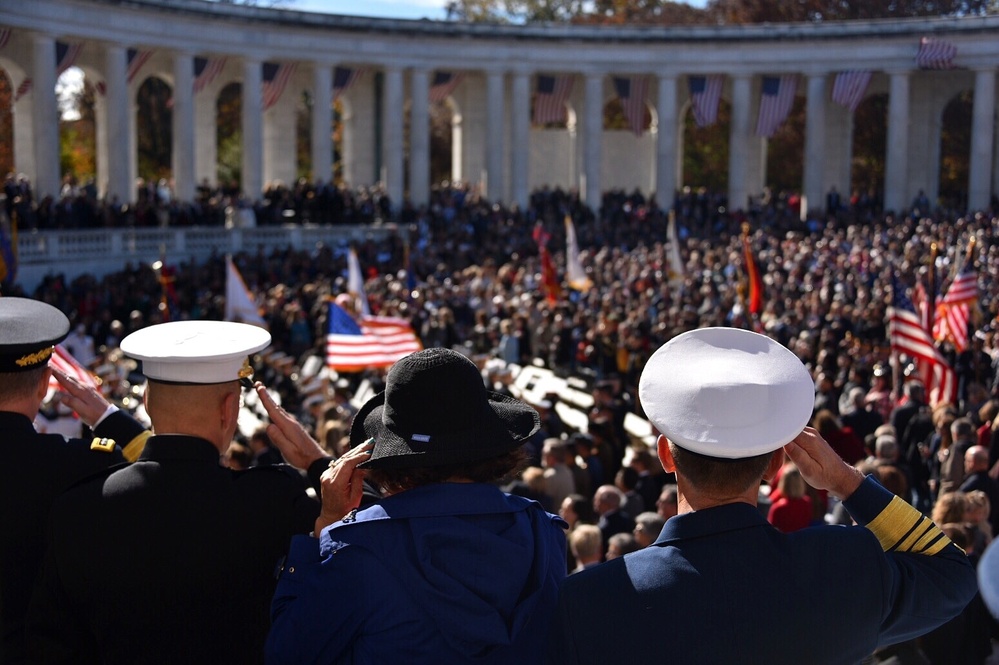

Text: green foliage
xmin=851 ymin=94 xmax=887 ymax=198
xmin=683 ymin=101 xmax=730 ymax=192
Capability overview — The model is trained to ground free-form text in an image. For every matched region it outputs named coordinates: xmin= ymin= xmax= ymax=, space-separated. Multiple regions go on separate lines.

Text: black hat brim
xmin=349 ymin=389 xmax=540 ymax=470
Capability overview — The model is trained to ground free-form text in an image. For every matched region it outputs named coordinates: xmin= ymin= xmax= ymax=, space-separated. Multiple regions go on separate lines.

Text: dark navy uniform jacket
xmin=25 ymin=435 xmax=319 ymax=665
xmin=0 ymin=410 xmax=147 ymax=665
xmin=548 ymin=477 xmax=977 ymax=665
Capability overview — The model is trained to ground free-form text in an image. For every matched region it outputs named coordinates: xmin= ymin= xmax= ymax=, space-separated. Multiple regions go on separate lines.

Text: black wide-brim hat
xmin=349 ymin=347 xmax=540 ymax=470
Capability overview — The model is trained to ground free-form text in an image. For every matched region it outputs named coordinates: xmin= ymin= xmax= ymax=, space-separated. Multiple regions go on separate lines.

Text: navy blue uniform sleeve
xmin=92 ymin=410 xmax=150 ymax=462
xmin=843 ymin=476 xmax=978 ymax=646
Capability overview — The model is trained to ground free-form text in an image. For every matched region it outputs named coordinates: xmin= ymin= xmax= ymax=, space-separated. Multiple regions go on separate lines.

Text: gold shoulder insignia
xmin=90 ymin=437 xmax=116 ymax=453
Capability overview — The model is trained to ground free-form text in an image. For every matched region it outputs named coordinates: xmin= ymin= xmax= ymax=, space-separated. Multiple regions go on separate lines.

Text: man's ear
xmin=37 ymin=367 xmax=53 ymax=404
xmin=763 ymin=449 xmax=786 ymax=483
xmin=657 ymin=435 xmax=676 ymax=474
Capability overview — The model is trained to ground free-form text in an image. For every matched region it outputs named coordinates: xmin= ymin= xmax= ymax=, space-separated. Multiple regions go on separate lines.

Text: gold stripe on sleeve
xmin=865 ymin=496 xmax=922 ymax=552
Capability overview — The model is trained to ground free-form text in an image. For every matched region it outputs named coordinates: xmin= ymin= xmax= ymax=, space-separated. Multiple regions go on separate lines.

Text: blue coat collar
xmin=654 ymin=502 xmax=768 ymax=546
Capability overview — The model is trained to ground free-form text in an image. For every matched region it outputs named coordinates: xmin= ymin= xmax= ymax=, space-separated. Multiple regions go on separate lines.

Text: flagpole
xmin=927 ymin=242 xmax=937 ymax=333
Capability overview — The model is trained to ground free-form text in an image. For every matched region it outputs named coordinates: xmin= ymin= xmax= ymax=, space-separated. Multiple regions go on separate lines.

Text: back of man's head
xmin=904 ymin=380 xmax=926 ymax=402
xmin=570 ymin=525 xmax=603 ymax=565
xmin=594 ymin=485 xmax=623 ymax=514
xmin=669 ymin=443 xmax=775 ymax=497
xmin=951 ymin=417 xmax=975 ymax=440
xmin=875 ymin=436 xmax=898 ymax=461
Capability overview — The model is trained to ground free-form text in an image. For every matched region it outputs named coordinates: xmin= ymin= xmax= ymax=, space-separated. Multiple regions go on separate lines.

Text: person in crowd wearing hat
xmin=548 ymin=327 xmax=977 ymax=665
xmin=0 ymin=297 xmax=148 ymax=665
xmin=260 ymin=347 xmax=567 ymax=664
xmin=26 ymin=320 xmax=321 ymax=665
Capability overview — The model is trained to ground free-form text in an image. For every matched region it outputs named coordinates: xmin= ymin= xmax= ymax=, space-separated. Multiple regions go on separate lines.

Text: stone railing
xmin=13 ymin=224 xmax=400 ymax=292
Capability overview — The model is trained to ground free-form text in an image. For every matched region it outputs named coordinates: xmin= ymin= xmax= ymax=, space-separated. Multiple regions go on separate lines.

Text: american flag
xmin=889 ymin=273 xmax=956 ymax=408
xmin=333 ymin=66 xmax=363 ymax=100
xmin=917 ymin=37 xmax=957 ymax=70
xmin=429 ymin=71 xmax=463 ymax=104
xmin=756 ymin=75 xmax=798 ymax=138
xmin=533 ymin=74 xmax=574 ymax=125
xmin=831 ymin=71 xmax=872 ymax=113
xmin=13 ymin=78 xmax=32 ymax=102
xmin=193 ymin=56 xmax=226 ymax=95
xmin=933 ymin=263 xmax=978 ymax=353
xmin=0 ymin=28 xmax=11 ymax=51
xmin=126 ymin=48 xmax=153 ymax=84
xmin=612 ymin=76 xmax=648 ymax=136
xmin=688 ymin=75 xmax=723 ymax=128
xmin=326 ymin=301 xmax=422 ymax=372
xmin=262 ymin=62 xmax=297 ymax=112
xmin=55 ymin=41 xmax=83 ymax=76
xmin=48 ymin=344 xmax=100 ymax=395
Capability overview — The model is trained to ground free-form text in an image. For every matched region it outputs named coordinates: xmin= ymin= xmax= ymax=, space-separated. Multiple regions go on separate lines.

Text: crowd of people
xmin=4 ymin=174 xmax=999 ymax=662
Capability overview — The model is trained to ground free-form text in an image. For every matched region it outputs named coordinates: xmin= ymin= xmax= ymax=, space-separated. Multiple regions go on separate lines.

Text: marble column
xmin=241 ymin=58 xmax=263 ymax=199
xmin=32 ymin=34 xmax=60 ymax=198
xmin=312 ymin=62 xmax=333 ymax=184
xmin=728 ymin=75 xmax=752 ymax=211
xmin=655 ymin=74 xmax=678 ymax=207
xmin=803 ymin=74 xmax=827 ymax=214
xmin=382 ymin=66 xmax=405 ymax=210
xmin=103 ymin=44 xmax=130 ymax=203
xmin=485 ymin=69 xmax=505 ymax=202
xmin=172 ymin=51 xmax=195 ymax=202
xmin=969 ymin=69 xmax=996 ymax=211
xmin=884 ymin=70 xmax=910 ymax=214
xmin=409 ymin=68 xmax=430 ymax=207
xmin=511 ymin=71 xmax=530 ymax=210
xmin=583 ymin=72 xmax=603 ymax=211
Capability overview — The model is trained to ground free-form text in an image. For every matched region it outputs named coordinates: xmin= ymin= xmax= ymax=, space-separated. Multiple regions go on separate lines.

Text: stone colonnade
xmin=3 ymin=1 xmax=999 ymax=213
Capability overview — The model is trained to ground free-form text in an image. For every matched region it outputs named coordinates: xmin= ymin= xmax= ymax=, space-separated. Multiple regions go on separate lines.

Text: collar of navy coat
xmin=0 ymin=411 xmax=39 ymax=436
xmin=138 ymin=435 xmax=221 ymax=463
xmin=320 ymin=482 xmax=567 ymax=554
xmin=653 ymin=501 xmax=770 ymax=547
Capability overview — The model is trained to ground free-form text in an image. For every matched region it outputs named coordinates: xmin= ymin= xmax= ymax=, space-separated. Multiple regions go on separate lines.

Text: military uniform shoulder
xmin=233 ymin=463 xmax=308 ymax=487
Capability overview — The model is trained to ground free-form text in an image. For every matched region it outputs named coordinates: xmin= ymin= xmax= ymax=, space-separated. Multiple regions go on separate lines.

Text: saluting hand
xmin=254 ymin=382 xmax=326 ymax=470
xmin=315 ymin=439 xmax=374 ymax=534
xmin=52 ymin=366 xmax=112 ymax=428
xmin=783 ymin=426 xmax=864 ymax=500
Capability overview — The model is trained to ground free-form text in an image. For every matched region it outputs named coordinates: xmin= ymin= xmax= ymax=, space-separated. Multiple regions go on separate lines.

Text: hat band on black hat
xmin=1 ymin=346 xmax=54 ymax=373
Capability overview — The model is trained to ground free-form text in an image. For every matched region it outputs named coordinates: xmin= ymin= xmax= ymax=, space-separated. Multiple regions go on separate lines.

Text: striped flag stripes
xmin=916 ymin=37 xmax=957 ymax=70
xmin=831 ymin=71 xmax=872 ymax=113
xmin=262 ymin=62 xmax=297 ymax=111
xmin=612 ymin=76 xmax=649 ymax=136
xmin=533 ymin=74 xmax=574 ymax=125
xmin=126 ymin=48 xmax=154 ymax=84
xmin=756 ymin=75 xmax=798 ymax=138
xmin=333 ymin=66 xmax=363 ymax=100
xmin=193 ymin=56 xmax=227 ymax=95
xmin=889 ymin=273 xmax=956 ymax=408
xmin=688 ymin=75 xmax=723 ymax=128
xmin=429 ymin=71 xmax=463 ymax=104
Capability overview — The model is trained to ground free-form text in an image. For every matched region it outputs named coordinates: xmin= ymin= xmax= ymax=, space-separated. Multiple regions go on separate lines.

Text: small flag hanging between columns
xmin=831 ymin=71 xmax=872 ymax=113
xmin=688 ymin=75 xmax=723 ymax=128
xmin=126 ymin=48 xmax=154 ymax=84
xmin=916 ymin=37 xmax=957 ymax=70
xmin=756 ymin=74 xmax=798 ymax=138
xmin=333 ymin=66 xmax=363 ymax=100
xmin=613 ymin=76 xmax=649 ymax=136
xmin=262 ymin=61 xmax=297 ymax=111
xmin=533 ymin=74 xmax=574 ymax=125
xmin=429 ymin=71 xmax=463 ymax=103
xmin=193 ymin=56 xmax=227 ymax=95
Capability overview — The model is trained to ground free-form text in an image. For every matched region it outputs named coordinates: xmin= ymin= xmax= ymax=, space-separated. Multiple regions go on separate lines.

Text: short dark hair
xmin=367 ymin=447 xmax=528 ymax=495
xmin=669 ymin=443 xmax=775 ymax=495
xmin=0 ymin=367 xmax=47 ymax=405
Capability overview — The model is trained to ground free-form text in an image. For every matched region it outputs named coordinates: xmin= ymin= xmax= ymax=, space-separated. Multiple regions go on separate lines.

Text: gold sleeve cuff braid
xmin=866 ymin=495 xmax=956 ymax=556
xmin=121 ymin=430 xmax=152 ymax=462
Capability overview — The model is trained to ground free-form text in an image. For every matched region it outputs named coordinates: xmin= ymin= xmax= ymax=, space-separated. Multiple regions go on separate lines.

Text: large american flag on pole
xmin=933 ymin=261 xmax=978 ymax=354
xmin=429 ymin=71 xmax=463 ymax=104
xmin=126 ymin=48 xmax=154 ymax=84
xmin=333 ymin=66 xmax=363 ymax=100
xmin=533 ymin=74 xmax=574 ymax=125
xmin=756 ymin=75 xmax=797 ymax=138
xmin=916 ymin=37 xmax=957 ymax=70
xmin=326 ymin=301 xmax=422 ymax=372
xmin=193 ymin=56 xmax=227 ymax=95
xmin=831 ymin=71 xmax=872 ymax=113
xmin=889 ymin=273 xmax=956 ymax=408
xmin=688 ymin=75 xmax=723 ymax=128
xmin=612 ymin=76 xmax=649 ymax=136
xmin=262 ymin=62 xmax=297 ymax=111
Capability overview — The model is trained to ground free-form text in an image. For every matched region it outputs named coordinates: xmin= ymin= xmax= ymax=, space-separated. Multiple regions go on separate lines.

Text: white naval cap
xmin=121 ymin=320 xmax=271 ymax=384
xmin=638 ymin=327 xmax=814 ymax=459
xmin=980 ymin=539 xmax=999 ymax=619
